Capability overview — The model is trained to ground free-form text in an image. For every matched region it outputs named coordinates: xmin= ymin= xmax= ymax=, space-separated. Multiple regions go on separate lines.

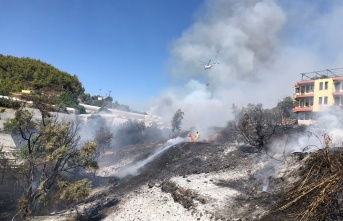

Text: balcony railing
xmin=294 ymin=93 xmax=314 ymax=99
xmin=332 ymin=91 xmax=343 ymax=96
xmin=292 ymin=106 xmax=313 ymax=112
xmin=294 ymin=80 xmax=315 ymax=87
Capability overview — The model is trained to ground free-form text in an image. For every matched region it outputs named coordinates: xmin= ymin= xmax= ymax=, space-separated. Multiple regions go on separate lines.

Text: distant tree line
xmin=81 ymin=93 xmax=147 ymax=115
xmin=0 ymin=54 xmax=86 ymax=113
xmin=0 ymin=54 xmax=84 ymax=96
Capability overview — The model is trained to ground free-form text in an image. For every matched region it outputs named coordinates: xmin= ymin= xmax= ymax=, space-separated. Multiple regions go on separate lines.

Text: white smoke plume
xmin=112 ymin=137 xmax=186 ymax=178
xmin=148 ymin=0 xmax=343 ymax=134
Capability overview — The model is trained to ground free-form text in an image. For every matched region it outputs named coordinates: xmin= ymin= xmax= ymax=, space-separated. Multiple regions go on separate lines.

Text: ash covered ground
xmin=38 ymin=127 xmax=308 ymax=221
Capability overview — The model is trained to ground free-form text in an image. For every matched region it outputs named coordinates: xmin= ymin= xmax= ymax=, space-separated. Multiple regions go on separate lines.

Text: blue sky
xmin=0 ymin=0 xmax=201 ymax=105
xmin=2 ymin=0 xmax=343 ymax=128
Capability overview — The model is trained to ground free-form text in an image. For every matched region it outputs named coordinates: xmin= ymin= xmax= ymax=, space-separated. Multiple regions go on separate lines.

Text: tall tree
xmin=171 ymin=109 xmax=184 ymax=136
xmin=3 ymin=107 xmax=98 ymax=219
xmin=275 ymin=96 xmax=296 ymax=128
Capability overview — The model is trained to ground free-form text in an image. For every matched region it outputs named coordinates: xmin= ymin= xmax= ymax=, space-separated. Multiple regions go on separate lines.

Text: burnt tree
xmin=232 ymin=103 xmax=278 ymax=151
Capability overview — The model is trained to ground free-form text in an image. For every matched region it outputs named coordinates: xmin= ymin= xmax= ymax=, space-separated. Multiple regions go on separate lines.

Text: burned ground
xmin=3 ymin=125 xmax=334 ymax=221
xmin=68 ymin=139 xmax=303 ymax=221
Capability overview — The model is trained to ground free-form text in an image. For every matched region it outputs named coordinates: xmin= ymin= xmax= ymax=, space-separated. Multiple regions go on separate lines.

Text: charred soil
xmin=11 ymin=127 xmax=328 ymax=221
xmin=76 ymin=140 xmax=302 ymax=221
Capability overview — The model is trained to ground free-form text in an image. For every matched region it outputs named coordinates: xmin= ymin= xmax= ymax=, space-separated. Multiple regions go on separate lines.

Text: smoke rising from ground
xmin=252 ymin=108 xmax=343 ymax=192
xmin=148 ymin=0 xmax=343 ymax=131
xmin=112 ymin=137 xmax=185 ymax=178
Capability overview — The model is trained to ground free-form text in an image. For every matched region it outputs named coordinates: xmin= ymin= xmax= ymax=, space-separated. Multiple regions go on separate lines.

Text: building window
xmin=341 ymin=82 xmax=343 ymax=90
xmin=319 ymin=97 xmax=322 ymax=105
xmin=335 ymin=83 xmax=340 ymax=92
xmin=301 ymin=86 xmax=305 ymax=94
xmin=341 ymin=97 xmax=343 ymax=105
xmin=335 ymin=97 xmax=340 ymax=105
xmin=306 ymin=85 xmax=309 ymax=93
xmin=325 ymin=81 xmax=328 ymax=90
xmin=324 ymin=96 xmax=328 ymax=104
xmin=319 ymin=82 xmax=323 ymax=90
xmin=310 ymin=84 xmax=314 ymax=92
xmin=304 ymin=97 xmax=313 ymax=106
xmin=300 ymin=99 xmax=304 ymax=107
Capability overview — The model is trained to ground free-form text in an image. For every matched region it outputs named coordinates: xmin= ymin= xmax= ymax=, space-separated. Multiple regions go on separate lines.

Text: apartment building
xmin=293 ymin=68 xmax=343 ymax=125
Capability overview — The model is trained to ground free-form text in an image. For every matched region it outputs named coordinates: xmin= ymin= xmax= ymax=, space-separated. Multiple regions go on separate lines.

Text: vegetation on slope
xmin=0 ymin=54 xmax=84 ymax=96
xmin=0 ymin=54 xmax=146 ymax=114
xmin=277 ymin=135 xmax=343 ymax=221
xmin=0 ymin=54 xmax=87 ymax=113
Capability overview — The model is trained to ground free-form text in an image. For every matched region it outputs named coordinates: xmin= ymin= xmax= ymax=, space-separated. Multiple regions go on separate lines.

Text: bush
xmin=232 ymin=103 xmax=278 ymax=151
xmin=0 ymin=97 xmax=21 ymax=109
xmin=277 ymin=135 xmax=343 ymax=220
xmin=98 ymin=107 xmax=111 ymax=113
xmin=114 ymin=120 xmax=164 ymax=147
xmin=75 ymin=105 xmax=86 ymax=114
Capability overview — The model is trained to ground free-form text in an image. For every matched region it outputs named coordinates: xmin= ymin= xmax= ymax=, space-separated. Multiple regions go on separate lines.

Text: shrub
xmin=232 ymin=103 xmax=278 ymax=151
xmin=0 ymin=97 xmax=21 ymax=109
xmin=114 ymin=120 xmax=164 ymax=147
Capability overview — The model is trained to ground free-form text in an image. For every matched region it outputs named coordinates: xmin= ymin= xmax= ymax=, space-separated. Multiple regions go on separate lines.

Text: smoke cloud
xmin=148 ymin=0 xmax=343 ymax=133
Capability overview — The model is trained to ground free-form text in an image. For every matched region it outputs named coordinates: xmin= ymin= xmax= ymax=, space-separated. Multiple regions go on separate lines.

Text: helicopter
xmin=199 ymin=59 xmax=219 ymax=70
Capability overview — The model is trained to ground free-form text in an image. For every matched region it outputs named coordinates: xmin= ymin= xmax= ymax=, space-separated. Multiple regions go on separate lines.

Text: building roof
xmin=294 ymin=80 xmax=315 ymax=87
xmin=300 ymin=67 xmax=343 ymax=80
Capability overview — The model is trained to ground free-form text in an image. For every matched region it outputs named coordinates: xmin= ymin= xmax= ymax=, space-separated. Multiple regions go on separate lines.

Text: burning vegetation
xmin=271 ymin=135 xmax=343 ymax=221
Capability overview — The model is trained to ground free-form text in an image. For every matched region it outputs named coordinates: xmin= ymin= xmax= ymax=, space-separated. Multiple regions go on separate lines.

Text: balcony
xmin=294 ymin=93 xmax=314 ymax=99
xmin=292 ymin=106 xmax=313 ymax=113
xmin=294 ymin=80 xmax=315 ymax=87
xmin=332 ymin=91 xmax=343 ymax=96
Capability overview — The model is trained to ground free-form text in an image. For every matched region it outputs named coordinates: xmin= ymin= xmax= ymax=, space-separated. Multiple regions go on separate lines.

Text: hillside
xmin=0 ymin=105 xmax=165 ymax=220
xmin=29 ymin=128 xmax=309 ymax=221
xmin=0 ymin=54 xmax=84 ymax=96
xmin=0 ymin=55 xmax=146 ymax=115
xmin=2 ymin=105 xmax=342 ymax=220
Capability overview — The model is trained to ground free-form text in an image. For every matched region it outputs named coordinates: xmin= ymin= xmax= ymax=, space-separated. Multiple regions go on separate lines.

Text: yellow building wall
xmin=312 ymin=78 xmax=334 ymax=112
